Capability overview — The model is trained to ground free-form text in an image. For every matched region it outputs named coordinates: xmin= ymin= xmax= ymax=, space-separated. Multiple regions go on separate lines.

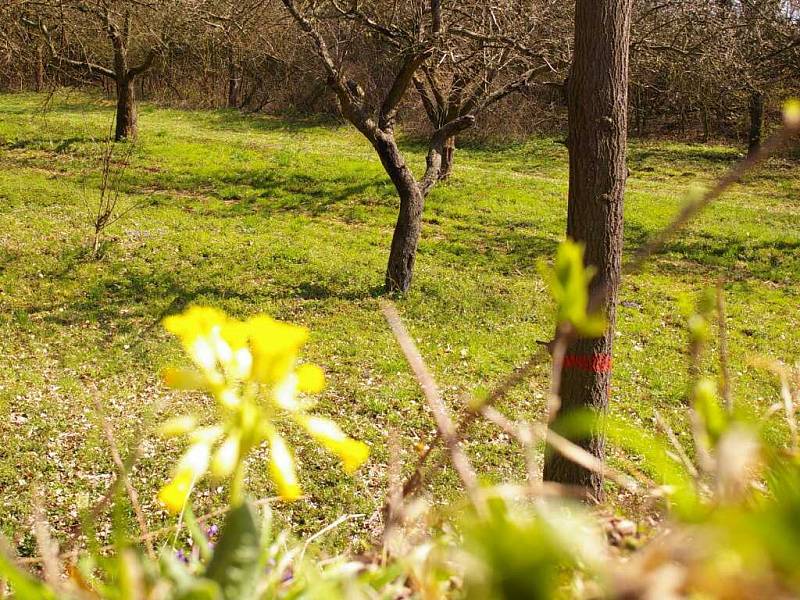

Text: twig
xmin=689 ymin=409 xmax=715 ymax=473
xmin=654 ymin=410 xmax=699 ymax=480
xmin=92 ymin=398 xmax=155 ymax=558
xmin=480 ymin=406 xmax=640 ymax=494
xmin=630 ymin=125 xmax=798 ymax=270
xmin=381 ymin=427 xmax=404 ymax=548
xmin=384 ymin=347 xmax=546 ymax=517
xmin=381 ymin=302 xmax=482 ymax=510
xmin=31 ymin=493 xmax=61 ymax=589
xmin=299 ymin=514 xmax=365 ymax=561
xmin=779 ymin=370 xmax=799 ymax=453
xmin=715 ymin=281 xmax=733 ymax=413
xmin=478 ymin=405 xmax=537 ymax=482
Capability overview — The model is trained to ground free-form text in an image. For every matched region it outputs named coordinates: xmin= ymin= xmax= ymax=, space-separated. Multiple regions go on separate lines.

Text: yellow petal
xmin=230 ymin=347 xmax=253 ymax=381
xmin=178 ymin=441 xmax=212 ymax=479
xmin=296 ymin=364 xmax=325 ymax=394
xmin=211 ymin=434 xmax=240 ymax=479
xmin=301 ymin=416 xmax=369 ymax=474
xmin=163 ymin=306 xmax=226 ymax=341
xmin=217 ymin=387 xmax=241 ymax=410
xmin=337 ymin=438 xmax=369 ymax=474
xmin=268 ymin=431 xmax=302 ymax=501
xmin=221 ymin=319 xmax=250 ymax=350
xmin=190 ymin=337 xmax=218 ymax=373
xmin=157 ymin=415 xmax=197 ymax=438
xmin=162 ymin=368 xmax=207 ymax=391
xmin=247 ymin=316 xmax=308 ymax=384
xmin=189 ymin=426 xmax=224 ymax=446
xmin=273 ymin=374 xmax=300 ymax=412
xmin=157 ymin=470 xmax=194 ymax=515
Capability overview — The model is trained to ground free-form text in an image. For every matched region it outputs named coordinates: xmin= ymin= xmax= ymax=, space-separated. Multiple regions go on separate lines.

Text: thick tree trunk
xmin=543 ymin=0 xmax=632 ymax=500
xmin=115 ymin=77 xmax=138 ymax=141
xmin=747 ymin=91 xmax=763 ymax=156
xmin=439 ymin=136 xmax=456 ymax=181
xmin=374 ymin=133 xmax=425 ymax=293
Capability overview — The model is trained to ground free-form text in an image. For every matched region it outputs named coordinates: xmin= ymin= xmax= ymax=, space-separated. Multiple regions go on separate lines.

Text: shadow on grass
xmin=200 ymin=108 xmax=343 ymax=135
xmin=624 ymin=222 xmax=800 ymax=283
xmin=34 ymin=256 xmax=387 ymax=341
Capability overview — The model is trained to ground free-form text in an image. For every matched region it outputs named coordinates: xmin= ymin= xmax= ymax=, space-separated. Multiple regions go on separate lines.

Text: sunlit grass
xmin=0 ymin=90 xmax=798 ymax=555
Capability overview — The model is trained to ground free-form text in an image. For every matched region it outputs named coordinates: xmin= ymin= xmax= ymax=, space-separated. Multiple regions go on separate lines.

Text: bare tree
xmin=412 ymin=2 xmax=570 ymax=180
xmin=280 ymin=0 xmax=560 ymax=292
xmin=543 ymin=0 xmax=633 ymax=499
xmin=629 ymin=0 xmax=800 ymax=145
xmin=279 ymin=0 xmax=463 ymax=292
xmin=20 ymin=0 xmax=176 ymax=140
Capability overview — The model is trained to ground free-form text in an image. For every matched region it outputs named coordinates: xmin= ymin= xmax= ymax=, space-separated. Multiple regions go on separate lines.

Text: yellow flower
xmin=300 ymin=416 xmax=369 ymax=474
xmin=163 ymin=306 xmax=226 ymax=343
xmin=296 ymin=364 xmax=325 ymax=393
xmin=268 ymin=430 xmax=302 ymax=501
xmin=212 ymin=433 xmax=241 ymax=479
xmin=157 ymin=415 xmax=197 ymax=438
xmin=158 ymin=470 xmax=194 ymax=514
xmin=248 ymin=316 xmax=308 ymax=384
xmin=158 ymin=306 xmax=368 ymax=512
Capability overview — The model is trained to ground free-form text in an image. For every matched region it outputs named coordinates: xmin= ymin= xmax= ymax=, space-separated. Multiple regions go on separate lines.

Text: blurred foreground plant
xmin=157 ymin=306 xmax=368 ymax=513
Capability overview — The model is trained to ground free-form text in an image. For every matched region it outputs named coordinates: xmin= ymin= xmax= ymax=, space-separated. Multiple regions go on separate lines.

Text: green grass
xmin=0 ymin=90 xmax=798 ymax=556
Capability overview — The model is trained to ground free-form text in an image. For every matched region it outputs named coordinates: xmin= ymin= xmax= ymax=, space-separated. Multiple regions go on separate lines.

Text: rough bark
xmin=34 ymin=45 xmax=45 ymax=91
xmin=115 ymin=76 xmax=138 ymax=141
xmin=543 ymin=0 xmax=632 ymax=500
xmin=439 ymin=136 xmax=456 ymax=181
xmin=747 ymin=90 xmax=764 ymax=155
xmin=114 ymin=77 xmax=138 ymax=142
xmin=374 ymin=133 xmax=426 ymax=293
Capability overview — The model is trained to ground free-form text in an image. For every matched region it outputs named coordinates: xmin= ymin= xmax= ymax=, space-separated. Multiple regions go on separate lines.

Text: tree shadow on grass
xmin=200 ymin=108 xmax=342 ymax=135
xmin=286 ymin=281 xmax=385 ymax=301
xmin=35 ymin=254 xmax=386 ymax=343
xmin=624 ymin=221 xmax=800 ymax=283
xmin=130 ymin=167 xmax=393 ymax=221
xmin=207 ymin=171 xmax=390 ymax=218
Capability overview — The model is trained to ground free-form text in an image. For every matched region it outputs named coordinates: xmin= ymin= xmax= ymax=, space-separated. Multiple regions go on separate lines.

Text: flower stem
xmin=230 ymin=461 xmax=246 ymax=507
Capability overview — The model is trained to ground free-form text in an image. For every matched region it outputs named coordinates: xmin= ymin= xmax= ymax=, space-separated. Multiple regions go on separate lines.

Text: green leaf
xmin=205 ymin=501 xmax=262 ymax=600
xmin=539 ymin=239 xmax=607 ymax=337
xmin=694 ymin=378 xmax=727 ymax=444
xmin=0 ymin=551 xmax=58 ymax=600
xmin=161 ymin=550 xmax=222 ymax=600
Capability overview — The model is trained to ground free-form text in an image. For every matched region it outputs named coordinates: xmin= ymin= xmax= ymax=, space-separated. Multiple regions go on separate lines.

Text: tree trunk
xmin=747 ymin=91 xmax=763 ymax=156
xmin=115 ymin=76 xmax=138 ymax=141
xmin=439 ymin=136 xmax=456 ymax=181
xmin=227 ymin=46 xmax=240 ymax=108
xmin=34 ymin=45 xmax=45 ymax=92
xmin=374 ymin=133 xmax=425 ymax=293
xmin=543 ymin=0 xmax=632 ymax=500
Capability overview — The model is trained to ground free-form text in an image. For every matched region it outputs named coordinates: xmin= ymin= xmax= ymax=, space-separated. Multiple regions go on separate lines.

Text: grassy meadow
xmin=0 ymin=91 xmax=798 ymax=556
